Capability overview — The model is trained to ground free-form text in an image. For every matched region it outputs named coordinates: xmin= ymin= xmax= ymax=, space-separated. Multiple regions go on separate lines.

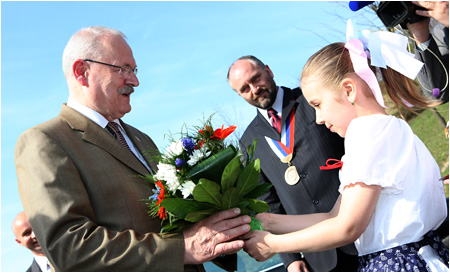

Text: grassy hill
xmin=407 ymin=103 xmax=449 ymax=196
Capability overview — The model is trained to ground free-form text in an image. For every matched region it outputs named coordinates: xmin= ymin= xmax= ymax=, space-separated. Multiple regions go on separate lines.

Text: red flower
xmin=211 ymin=125 xmax=236 ymax=140
xmin=157 ymin=207 xmax=167 ymax=220
xmin=199 ymin=126 xmax=212 ymax=136
xmin=196 ymin=140 xmax=205 ymax=149
xmin=155 ymin=181 xmax=167 ymax=220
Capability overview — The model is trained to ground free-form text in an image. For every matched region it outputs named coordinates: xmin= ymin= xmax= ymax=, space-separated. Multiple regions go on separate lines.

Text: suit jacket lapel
xmin=30 ymin=259 xmax=42 ymax=272
xmin=61 ymin=105 xmax=150 ymax=176
xmin=281 ymin=87 xmax=299 ymax=126
xmin=255 ymin=87 xmax=300 ymax=141
xmin=121 ymin=121 xmax=159 ymax=174
xmin=255 ymin=110 xmax=280 ymax=140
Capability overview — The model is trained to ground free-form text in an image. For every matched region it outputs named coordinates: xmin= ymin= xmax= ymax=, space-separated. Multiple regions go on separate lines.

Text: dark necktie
xmin=106 ymin=122 xmax=131 ymax=151
xmin=267 ymin=108 xmax=281 ymax=133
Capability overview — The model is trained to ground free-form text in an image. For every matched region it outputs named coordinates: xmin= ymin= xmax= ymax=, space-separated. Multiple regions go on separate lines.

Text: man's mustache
xmin=118 ymin=86 xmax=134 ymax=95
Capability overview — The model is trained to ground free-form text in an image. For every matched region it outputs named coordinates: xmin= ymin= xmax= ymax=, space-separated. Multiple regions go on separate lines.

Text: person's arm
xmin=16 ymin=127 xmax=187 ymax=271
xmin=256 ymin=195 xmax=343 ymax=234
xmin=16 ymin=127 xmax=250 ymax=271
xmin=242 ymin=183 xmax=380 ymax=261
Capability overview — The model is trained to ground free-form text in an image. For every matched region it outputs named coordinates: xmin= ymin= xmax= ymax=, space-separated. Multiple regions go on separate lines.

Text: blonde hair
xmin=301 ymin=42 xmax=440 ymax=113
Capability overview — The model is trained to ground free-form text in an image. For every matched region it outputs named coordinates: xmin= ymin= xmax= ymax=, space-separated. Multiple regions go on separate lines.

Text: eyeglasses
xmin=84 ymin=59 xmax=138 ymax=79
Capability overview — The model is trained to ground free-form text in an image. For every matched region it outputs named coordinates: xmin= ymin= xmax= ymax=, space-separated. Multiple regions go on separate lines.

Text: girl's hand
xmin=241 ymin=230 xmax=276 ymax=262
xmin=255 ymin=212 xmax=273 ymax=231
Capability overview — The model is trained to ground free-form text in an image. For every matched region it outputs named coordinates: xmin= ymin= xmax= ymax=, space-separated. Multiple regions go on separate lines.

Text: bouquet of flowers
xmin=142 ymin=115 xmax=271 ymax=233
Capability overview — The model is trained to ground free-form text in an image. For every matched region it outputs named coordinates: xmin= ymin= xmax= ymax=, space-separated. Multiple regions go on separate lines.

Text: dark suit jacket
xmin=415 ymin=22 xmax=449 ymax=103
xmin=240 ymin=87 xmax=357 ymax=272
xmin=26 ymin=259 xmax=41 ymax=272
xmin=16 ymin=104 xmax=202 ymax=271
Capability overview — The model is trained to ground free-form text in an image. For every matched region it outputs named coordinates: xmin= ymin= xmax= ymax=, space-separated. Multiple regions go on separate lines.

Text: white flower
xmin=187 ymin=147 xmax=211 ymax=166
xmin=154 ymin=163 xmax=176 ymax=180
xmin=165 ymin=139 xmax=184 ymax=157
xmin=180 ymin=180 xmax=196 ymax=199
xmin=154 ymin=163 xmax=180 ymax=193
xmin=166 ymin=176 xmax=181 ymax=193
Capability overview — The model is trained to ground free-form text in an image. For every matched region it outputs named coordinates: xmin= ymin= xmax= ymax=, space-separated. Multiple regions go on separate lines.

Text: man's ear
xmin=15 ymin=238 xmax=21 ymax=245
xmin=72 ymin=59 xmax=89 ymax=86
xmin=341 ymin=77 xmax=357 ymax=104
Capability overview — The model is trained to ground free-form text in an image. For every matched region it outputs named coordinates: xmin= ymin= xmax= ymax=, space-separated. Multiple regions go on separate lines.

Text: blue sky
xmin=1 ymin=1 xmax=379 ymax=271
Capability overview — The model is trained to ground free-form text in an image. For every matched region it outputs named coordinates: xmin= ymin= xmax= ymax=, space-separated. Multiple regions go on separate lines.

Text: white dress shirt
xmin=257 ymin=86 xmax=284 ymax=124
xmin=34 ymin=255 xmax=51 ymax=272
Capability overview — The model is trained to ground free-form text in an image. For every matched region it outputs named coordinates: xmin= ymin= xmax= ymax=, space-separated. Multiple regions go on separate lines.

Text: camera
xmin=376 ymin=1 xmax=427 ymax=29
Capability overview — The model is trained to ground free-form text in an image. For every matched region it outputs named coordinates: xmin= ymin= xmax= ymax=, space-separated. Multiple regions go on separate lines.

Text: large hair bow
xmin=344 ymin=19 xmax=424 ymax=108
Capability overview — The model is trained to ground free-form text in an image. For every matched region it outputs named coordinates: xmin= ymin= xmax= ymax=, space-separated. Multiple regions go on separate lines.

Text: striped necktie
xmin=267 ymin=108 xmax=281 ymax=133
xmin=106 ymin=122 xmax=131 ymax=151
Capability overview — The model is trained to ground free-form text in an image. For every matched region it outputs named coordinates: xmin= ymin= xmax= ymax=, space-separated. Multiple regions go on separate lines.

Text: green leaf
xmin=221 ymin=187 xmax=240 ymax=210
xmin=161 ymin=219 xmax=189 ymax=233
xmin=192 ymin=179 xmax=222 ymax=208
xmin=249 ymin=216 xmax=264 ymax=231
xmin=240 ymin=207 xmax=251 ymax=216
xmin=221 ymin=156 xmax=242 ymax=193
xmin=236 ymin=158 xmax=261 ymax=197
xmin=238 ymin=200 xmax=250 ymax=209
xmin=247 ymin=198 xmax=270 ymax=213
xmin=187 ymin=147 xmax=237 ymax=183
xmin=246 ymin=138 xmax=258 ymax=165
xmin=244 ymin=183 xmax=273 ymax=199
xmin=160 ymin=198 xmax=213 ymax=219
xmin=186 ymin=208 xmax=218 ymax=222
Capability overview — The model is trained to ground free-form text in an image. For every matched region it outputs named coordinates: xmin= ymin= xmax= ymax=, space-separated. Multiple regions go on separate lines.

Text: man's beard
xmin=255 ymin=81 xmax=277 ymax=109
xmin=118 ymin=86 xmax=134 ymax=95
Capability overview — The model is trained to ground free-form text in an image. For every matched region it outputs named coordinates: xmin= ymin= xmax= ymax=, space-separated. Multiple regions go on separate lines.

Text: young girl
xmin=241 ymin=36 xmax=449 ymax=271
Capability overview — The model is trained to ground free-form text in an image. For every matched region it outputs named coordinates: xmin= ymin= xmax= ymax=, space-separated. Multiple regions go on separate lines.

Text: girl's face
xmin=302 ymin=80 xmax=356 ymax=138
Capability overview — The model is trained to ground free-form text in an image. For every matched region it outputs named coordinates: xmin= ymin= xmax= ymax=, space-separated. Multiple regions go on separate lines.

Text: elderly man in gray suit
xmin=15 ymin=26 xmax=250 ymax=272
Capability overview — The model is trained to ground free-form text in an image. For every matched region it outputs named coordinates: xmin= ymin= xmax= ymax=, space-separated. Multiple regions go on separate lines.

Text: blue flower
xmin=182 ymin=137 xmax=195 ymax=155
xmin=150 ymin=188 xmax=159 ymax=201
xmin=175 ymin=158 xmax=186 ymax=167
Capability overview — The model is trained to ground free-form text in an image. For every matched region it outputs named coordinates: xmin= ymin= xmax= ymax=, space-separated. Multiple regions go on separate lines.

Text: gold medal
xmin=285 ymin=165 xmax=300 ymax=185
xmin=281 ymin=154 xmax=299 ymax=185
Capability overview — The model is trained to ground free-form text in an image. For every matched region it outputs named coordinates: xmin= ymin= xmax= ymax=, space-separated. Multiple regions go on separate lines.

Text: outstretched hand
xmin=183 ymin=208 xmax=251 ymax=264
xmin=241 ymin=230 xmax=276 ymax=262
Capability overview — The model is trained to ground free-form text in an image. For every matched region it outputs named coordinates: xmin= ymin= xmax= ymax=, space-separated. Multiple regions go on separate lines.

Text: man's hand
xmin=413 ymin=1 xmax=449 ymax=27
xmin=183 ymin=208 xmax=251 ymax=264
xmin=407 ymin=17 xmax=431 ymax=44
xmin=287 ymin=260 xmax=310 ymax=272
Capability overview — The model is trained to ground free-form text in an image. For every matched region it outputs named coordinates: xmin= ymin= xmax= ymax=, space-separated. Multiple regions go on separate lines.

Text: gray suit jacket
xmin=415 ymin=22 xmax=449 ymax=103
xmin=240 ymin=87 xmax=357 ymax=272
xmin=16 ymin=104 xmax=201 ymax=271
xmin=26 ymin=259 xmax=41 ymax=272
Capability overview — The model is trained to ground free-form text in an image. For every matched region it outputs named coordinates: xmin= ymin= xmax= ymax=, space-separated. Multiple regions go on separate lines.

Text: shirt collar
xmin=258 ymin=86 xmax=284 ymax=123
xmin=67 ymin=97 xmax=120 ymax=129
xmin=34 ymin=255 xmax=49 ymax=272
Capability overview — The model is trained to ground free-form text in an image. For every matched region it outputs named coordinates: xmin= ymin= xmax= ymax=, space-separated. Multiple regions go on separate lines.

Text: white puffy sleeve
xmin=339 ymin=115 xmax=415 ymax=194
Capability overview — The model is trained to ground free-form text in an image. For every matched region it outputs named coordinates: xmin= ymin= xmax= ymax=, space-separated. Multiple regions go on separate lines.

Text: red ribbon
xmin=320 ymin=158 xmax=343 ymax=170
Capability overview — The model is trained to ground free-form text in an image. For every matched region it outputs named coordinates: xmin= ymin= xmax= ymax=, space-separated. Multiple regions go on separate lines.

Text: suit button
xmin=300 ymin=173 xmax=306 ymax=179
xmin=312 ymin=199 xmax=319 ymax=205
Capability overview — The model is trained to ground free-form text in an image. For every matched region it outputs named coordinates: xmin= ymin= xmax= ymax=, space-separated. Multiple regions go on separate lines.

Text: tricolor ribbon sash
xmin=265 ymin=107 xmax=295 ymax=162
